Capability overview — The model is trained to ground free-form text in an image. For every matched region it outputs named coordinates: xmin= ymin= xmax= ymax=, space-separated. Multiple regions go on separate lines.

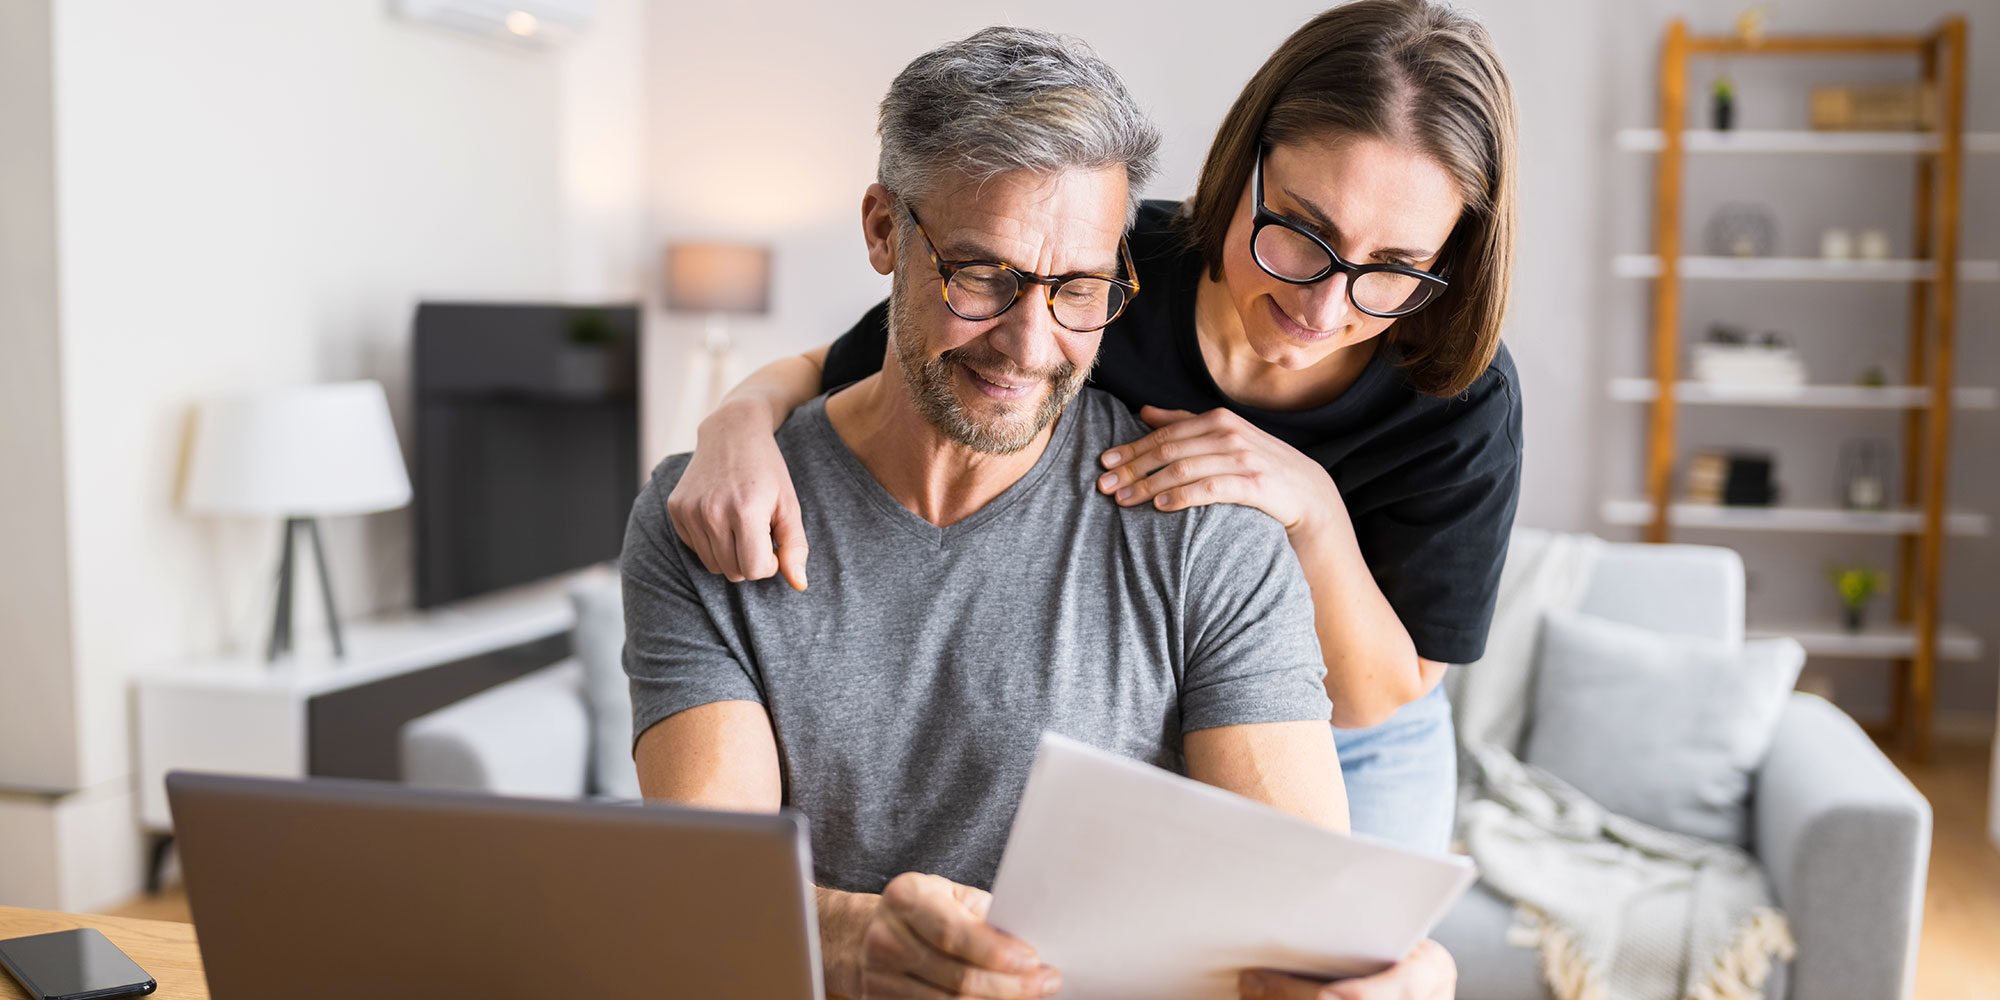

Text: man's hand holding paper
xmin=988 ymin=735 xmax=1474 ymax=1000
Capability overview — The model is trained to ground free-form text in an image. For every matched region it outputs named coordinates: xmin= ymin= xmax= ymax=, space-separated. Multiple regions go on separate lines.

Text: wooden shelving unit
xmin=1618 ymin=18 xmax=1980 ymax=759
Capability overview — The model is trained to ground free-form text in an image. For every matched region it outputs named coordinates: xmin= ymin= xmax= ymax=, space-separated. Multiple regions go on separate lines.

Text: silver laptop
xmin=165 ymin=771 xmax=823 ymax=999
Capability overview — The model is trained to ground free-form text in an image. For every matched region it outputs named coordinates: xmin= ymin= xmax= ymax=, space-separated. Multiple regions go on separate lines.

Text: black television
xmin=412 ymin=302 xmax=641 ymax=609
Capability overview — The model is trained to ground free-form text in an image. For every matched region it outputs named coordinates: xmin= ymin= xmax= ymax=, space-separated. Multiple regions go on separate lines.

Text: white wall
xmin=0 ymin=0 xmax=594 ymax=910
xmin=0 ymin=0 xmax=83 ymax=794
xmin=557 ymin=0 xmax=650 ymax=300
xmin=53 ymin=0 xmax=568 ymax=793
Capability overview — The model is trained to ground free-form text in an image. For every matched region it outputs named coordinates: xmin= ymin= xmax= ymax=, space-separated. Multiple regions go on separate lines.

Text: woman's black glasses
xmin=1249 ymin=148 xmax=1450 ymax=319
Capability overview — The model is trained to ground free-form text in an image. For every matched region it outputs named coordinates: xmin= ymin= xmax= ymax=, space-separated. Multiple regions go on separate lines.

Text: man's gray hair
xmin=877 ymin=26 xmax=1161 ymax=224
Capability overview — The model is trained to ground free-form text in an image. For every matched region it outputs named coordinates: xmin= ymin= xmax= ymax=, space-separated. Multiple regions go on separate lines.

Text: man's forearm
xmin=1289 ymin=504 xmax=1428 ymax=729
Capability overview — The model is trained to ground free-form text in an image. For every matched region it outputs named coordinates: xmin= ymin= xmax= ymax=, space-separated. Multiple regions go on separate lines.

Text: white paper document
xmin=988 ymin=733 xmax=1476 ymax=999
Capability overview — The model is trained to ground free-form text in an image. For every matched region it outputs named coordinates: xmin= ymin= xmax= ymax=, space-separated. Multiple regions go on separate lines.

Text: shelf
xmin=1613 ymin=255 xmax=2000 ymax=282
xmin=1750 ymin=621 xmax=1984 ymax=662
xmin=1608 ymin=378 xmax=1999 ymax=410
xmin=132 ymin=574 xmax=580 ymax=696
xmin=1601 ymin=499 xmax=1990 ymax=537
xmin=1616 ymin=128 xmax=2000 ymax=155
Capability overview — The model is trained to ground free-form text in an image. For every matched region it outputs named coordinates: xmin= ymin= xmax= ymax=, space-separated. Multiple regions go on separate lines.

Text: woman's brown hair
xmin=1184 ymin=0 xmax=1517 ymax=398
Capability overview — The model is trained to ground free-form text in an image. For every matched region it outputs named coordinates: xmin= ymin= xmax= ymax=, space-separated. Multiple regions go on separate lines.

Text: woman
xmin=672 ymin=0 xmax=1518 ymax=860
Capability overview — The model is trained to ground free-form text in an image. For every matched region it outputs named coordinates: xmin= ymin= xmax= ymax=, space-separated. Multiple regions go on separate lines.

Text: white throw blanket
xmin=1450 ymin=531 xmax=1795 ymax=1000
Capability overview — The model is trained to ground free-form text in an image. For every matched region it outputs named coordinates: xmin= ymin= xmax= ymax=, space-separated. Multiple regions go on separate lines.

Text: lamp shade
xmin=183 ymin=380 xmax=412 ymax=517
xmin=664 ymin=242 xmax=771 ymax=314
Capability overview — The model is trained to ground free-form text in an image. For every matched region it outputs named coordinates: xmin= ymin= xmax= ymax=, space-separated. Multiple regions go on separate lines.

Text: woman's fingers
xmin=772 ymin=498 xmax=810 ymax=592
xmin=1154 ymin=474 xmax=1256 ymax=512
xmin=1099 ymin=428 xmax=1240 ymax=490
xmin=1108 ymin=454 xmax=1252 ymax=506
xmin=1100 ymin=407 xmax=1236 ymax=471
xmin=1136 ymin=404 xmax=1199 ymax=426
xmin=670 ymin=504 xmax=726 ymax=576
xmin=729 ymin=511 xmax=777 ymax=582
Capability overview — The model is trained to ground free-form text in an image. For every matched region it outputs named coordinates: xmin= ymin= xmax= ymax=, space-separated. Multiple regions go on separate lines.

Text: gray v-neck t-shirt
xmin=622 ymin=387 xmax=1332 ymax=893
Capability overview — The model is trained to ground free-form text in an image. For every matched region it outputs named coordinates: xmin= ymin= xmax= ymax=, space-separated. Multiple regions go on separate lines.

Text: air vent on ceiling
xmin=389 ymin=0 xmax=595 ymax=49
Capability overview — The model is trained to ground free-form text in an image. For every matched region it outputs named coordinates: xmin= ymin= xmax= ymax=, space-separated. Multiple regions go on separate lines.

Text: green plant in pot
xmin=1828 ymin=566 xmax=1886 ymax=632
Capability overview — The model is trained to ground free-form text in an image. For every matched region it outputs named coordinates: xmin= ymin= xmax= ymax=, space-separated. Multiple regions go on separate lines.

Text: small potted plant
xmin=557 ymin=309 xmax=625 ymax=395
xmin=1828 ymin=566 xmax=1886 ymax=632
xmin=1712 ymin=75 xmax=1736 ymax=131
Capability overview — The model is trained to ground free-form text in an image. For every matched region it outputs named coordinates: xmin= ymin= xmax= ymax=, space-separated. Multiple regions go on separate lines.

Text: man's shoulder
xmin=1060 ymin=389 xmax=1290 ymax=548
xmin=640 ymin=397 xmax=837 ymax=508
xmin=636 ymin=451 xmax=698 ymax=525
xmin=1057 ymin=388 xmax=1152 ymax=490
xmin=1063 ymin=386 xmax=1149 ymax=450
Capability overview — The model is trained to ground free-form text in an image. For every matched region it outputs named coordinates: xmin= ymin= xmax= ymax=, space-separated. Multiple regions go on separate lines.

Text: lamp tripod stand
xmin=268 ymin=516 xmax=346 ymax=662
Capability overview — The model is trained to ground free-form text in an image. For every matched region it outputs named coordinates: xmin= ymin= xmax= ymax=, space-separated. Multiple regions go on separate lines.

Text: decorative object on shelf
xmin=183 ymin=381 xmax=413 ymax=663
xmin=556 ymin=308 xmax=631 ymax=396
xmin=1692 ymin=326 xmax=1806 ymax=387
xmin=1733 ymin=7 xmax=1768 ymax=46
xmin=1723 ymin=452 xmax=1779 ymax=506
xmin=1705 ymin=203 xmax=1777 ymax=258
xmin=1838 ymin=439 xmax=1892 ymax=512
xmin=1686 ymin=451 xmax=1728 ymax=505
xmin=1819 ymin=227 xmax=1854 ymax=260
xmin=1811 ymin=82 xmax=1936 ymax=131
xmin=1712 ymin=76 xmax=1736 ymax=131
xmin=1828 ymin=565 xmax=1887 ymax=632
xmin=1858 ymin=228 xmax=1892 ymax=261
xmin=1858 ymin=364 xmax=1889 ymax=387
xmin=665 ymin=240 xmax=773 ymax=419
xmin=1686 ymin=449 xmax=1780 ymax=507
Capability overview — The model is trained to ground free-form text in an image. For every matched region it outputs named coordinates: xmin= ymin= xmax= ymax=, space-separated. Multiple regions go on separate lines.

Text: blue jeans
xmin=1332 ymin=682 xmax=1457 ymax=854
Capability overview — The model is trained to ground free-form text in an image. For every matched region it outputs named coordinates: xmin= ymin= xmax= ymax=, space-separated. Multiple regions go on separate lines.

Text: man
xmin=624 ymin=27 xmax=1448 ymax=1000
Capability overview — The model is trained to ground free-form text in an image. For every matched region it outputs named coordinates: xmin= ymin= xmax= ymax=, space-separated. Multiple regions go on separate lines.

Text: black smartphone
xmin=0 ymin=929 xmax=156 ymax=1000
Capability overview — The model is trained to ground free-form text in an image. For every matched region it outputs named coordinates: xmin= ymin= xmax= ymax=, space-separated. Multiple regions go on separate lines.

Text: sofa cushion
xmin=571 ymin=568 xmax=641 ymax=800
xmin=1432 ymin=884 xmax=1552 ymax=1000
xmin=1524 ymin=610 xmax=1803 ymax=847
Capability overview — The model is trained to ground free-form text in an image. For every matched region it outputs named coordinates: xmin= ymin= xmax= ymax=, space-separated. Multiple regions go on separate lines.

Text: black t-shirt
xmin=822 ymin=199 xmax=1522 ymax=663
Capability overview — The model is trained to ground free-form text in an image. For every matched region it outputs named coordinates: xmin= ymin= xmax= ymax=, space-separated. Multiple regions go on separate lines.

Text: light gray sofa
xmin=400 ymin=541 xmax=1931 ymax=999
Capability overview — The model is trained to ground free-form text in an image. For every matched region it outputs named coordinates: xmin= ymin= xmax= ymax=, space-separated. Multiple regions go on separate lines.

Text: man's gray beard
xmin=888 ymin=281 xmax=1090 ymax=455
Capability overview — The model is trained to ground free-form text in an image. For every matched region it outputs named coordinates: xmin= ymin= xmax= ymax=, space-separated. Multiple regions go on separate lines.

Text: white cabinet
xmin=132 ymin=578 xmax=577 ymax=833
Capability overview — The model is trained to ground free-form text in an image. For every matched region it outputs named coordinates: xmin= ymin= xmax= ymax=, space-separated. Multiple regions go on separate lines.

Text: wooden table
xmin=0 ymin=907 xmax=206 ymax=999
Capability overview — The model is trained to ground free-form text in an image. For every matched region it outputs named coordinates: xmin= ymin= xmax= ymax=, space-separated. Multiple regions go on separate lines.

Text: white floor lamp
xmin=183 ymin=380 xmax=412 ymax=663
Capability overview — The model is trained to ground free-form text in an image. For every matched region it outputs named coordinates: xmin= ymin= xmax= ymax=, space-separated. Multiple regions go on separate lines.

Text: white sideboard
xmin=133 ymin=576 xmax=580 ymax=841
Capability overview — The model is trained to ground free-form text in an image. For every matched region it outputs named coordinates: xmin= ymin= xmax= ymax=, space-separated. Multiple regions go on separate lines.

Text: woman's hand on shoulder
xmin=667 ymin=399 xmax=809 ymax=590
xmin=1097 ymin=405 xmax=1340 ymax=538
